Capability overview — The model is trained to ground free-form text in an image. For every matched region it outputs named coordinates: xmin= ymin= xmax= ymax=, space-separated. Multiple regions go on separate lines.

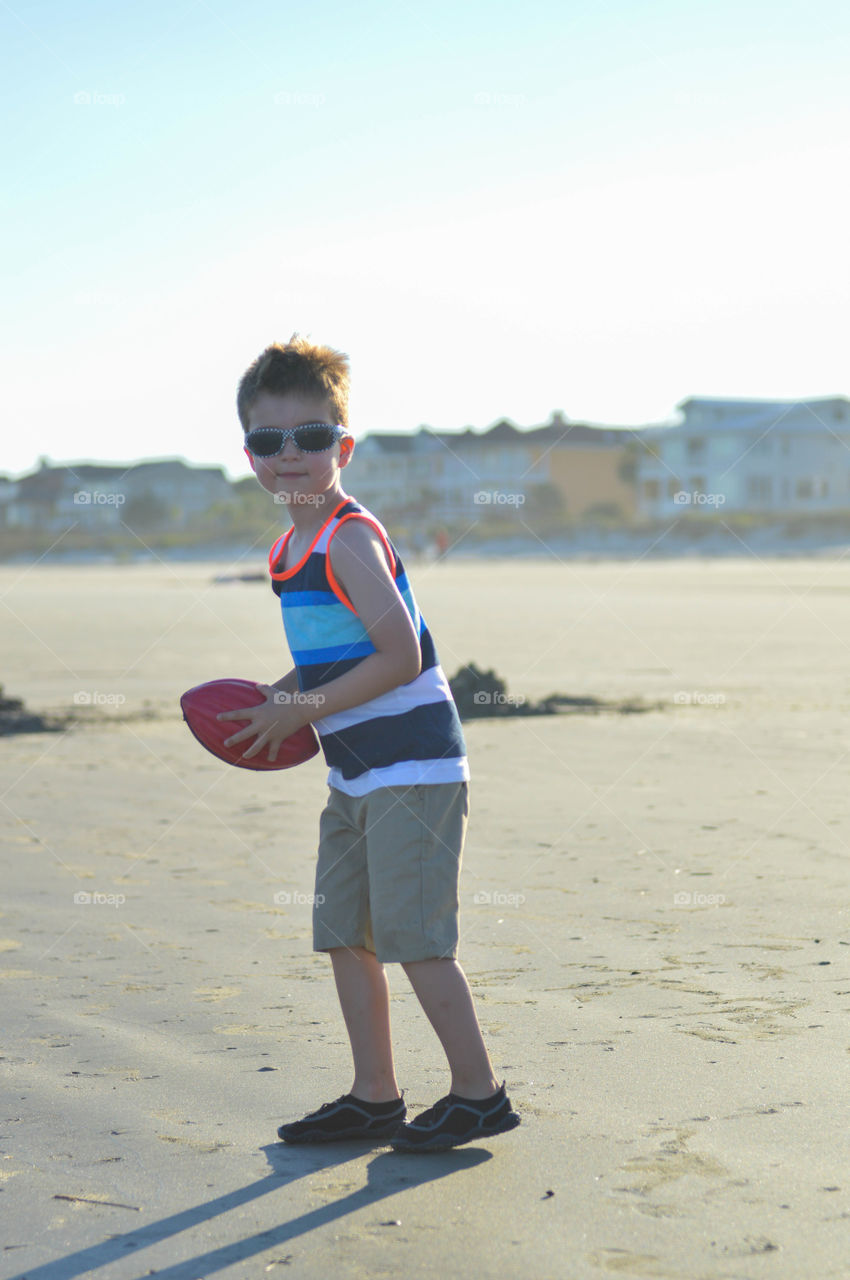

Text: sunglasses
xmin=244 ymin=423 xmax=345 ymax=457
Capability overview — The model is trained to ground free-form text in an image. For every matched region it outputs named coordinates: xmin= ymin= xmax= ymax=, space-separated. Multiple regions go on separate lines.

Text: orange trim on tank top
xmin=268 ymin=497 xmax=352 ymax=581
xmin=325 ymin=514 xmax=398 ymax=615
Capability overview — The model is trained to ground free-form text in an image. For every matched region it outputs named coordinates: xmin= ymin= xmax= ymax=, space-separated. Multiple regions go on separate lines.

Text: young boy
xmin=219 ymin=336 xmax=520 ymax=1152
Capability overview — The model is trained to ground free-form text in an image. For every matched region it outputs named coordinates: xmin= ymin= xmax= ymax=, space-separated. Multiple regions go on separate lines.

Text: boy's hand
xmin=217 ymin=683 xmax=310 ymax=763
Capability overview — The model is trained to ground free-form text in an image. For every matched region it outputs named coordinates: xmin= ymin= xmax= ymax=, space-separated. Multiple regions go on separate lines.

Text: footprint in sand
xmin=612 ymin=1126 xmax=727 ymax=1199
xmin=193 ymin=986 xmax=242 ymax=1002
xmin=156 ymin=1134 xmax=232 ymax=1152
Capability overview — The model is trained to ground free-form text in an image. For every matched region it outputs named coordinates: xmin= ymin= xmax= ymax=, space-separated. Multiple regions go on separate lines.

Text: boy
xmin=219 ymin=335 xmax=520 ymax=1153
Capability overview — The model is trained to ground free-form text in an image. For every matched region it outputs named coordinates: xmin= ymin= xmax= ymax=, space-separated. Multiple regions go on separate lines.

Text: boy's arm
xmin=220 ymin=523 xmax=421 ymax=760
xmin=316 ymin=519 xmax=422 ymax=712
xmin=271 ymin=669 xmax=299 ymax=694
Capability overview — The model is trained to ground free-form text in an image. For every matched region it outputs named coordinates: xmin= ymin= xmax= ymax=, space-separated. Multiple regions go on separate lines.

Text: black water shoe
xmin=390 ymin=1082 xmax=520 ymax=1152
xmin=277 ymin=1093 xmax=406 ymax=1144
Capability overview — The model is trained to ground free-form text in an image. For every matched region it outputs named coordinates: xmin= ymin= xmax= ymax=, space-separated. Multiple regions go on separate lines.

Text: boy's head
xmin=238 ymin=335 xmax=354 ymax=502
xmin=237 ymin=334 xmax=350 ymax=432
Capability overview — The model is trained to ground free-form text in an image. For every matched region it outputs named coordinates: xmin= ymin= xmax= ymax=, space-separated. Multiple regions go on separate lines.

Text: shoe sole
xmin=278 ymin=1121 xmax=405 ymax=1145
xmin=390 ymin=1110 xmax=521 ymax=1153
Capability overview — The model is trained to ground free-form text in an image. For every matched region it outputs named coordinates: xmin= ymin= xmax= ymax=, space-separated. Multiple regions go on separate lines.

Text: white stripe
xmin=313 ymin=664 xmax=454 ymax=734
xmin=327 ymin=755 xmax=470 ymax=796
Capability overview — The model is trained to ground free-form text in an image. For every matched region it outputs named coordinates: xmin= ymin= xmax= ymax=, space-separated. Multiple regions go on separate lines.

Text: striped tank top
xmin=269 ymin=496 xmax=469 ymax=797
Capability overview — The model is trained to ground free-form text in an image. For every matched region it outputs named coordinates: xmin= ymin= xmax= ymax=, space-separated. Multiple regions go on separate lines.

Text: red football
xmin=180 ymin=678 xmax=320 ymax=771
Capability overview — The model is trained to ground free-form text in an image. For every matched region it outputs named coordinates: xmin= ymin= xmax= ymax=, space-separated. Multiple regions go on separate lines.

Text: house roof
xmin=678 ymin=395 xmax=848 ymax=412
xmin=419 ymin=417 xmax=633 ymax=450
xmin=676 ymin=396 xmax=850 ymax=434
xmin=356 ymin=433 xmax=418 ymax=454
xmin=13 ymin=457 xmax=229 ymax=497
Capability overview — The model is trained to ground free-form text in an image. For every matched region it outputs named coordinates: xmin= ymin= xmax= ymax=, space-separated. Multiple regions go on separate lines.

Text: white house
xmin=636 ymin=397 xmax=850 ymax=517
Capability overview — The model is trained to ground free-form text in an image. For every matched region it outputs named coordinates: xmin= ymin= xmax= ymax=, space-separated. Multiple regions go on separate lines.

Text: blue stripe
xmin=282 ymin=599 xmax=367 ymax=652
xmin=319 ymin=700 xmax=467 ymax=780
xmin=284 ymin=590 xmax=341 ymax=607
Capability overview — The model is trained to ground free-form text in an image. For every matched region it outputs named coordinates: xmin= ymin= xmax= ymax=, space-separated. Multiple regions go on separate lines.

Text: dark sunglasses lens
xmin=246 ymin=429 xmax=284 ymax=457
xmin=294 ymin=425 xmax=338 ymax=452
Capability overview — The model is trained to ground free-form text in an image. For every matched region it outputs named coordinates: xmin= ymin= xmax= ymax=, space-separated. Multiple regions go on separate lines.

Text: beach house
xmin=635 ymin=397 xmax=850 ymax=517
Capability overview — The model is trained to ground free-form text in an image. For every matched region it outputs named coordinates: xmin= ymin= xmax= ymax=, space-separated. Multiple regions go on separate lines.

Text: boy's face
xmin=244 ymin=391 xmax=353 ymax=503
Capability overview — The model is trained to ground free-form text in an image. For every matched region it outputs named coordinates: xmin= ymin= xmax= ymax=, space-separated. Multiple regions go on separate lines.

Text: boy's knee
xmin=401 ymin=956 xmax=456 ymax=975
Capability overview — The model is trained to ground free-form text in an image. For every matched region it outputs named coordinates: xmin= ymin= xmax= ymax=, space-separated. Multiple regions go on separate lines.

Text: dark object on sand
xmin=212 ymin=571 xmax=266 ymax=584
xmin=0 ymin=684 xmax=63 ymax=735
xmin=448 ymin=664 xmax=659 ymax=721
xmin=449 ymin=663 xmax=520 ymax=719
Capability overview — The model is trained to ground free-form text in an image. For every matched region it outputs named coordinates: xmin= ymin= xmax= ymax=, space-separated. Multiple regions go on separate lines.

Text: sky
xmin=1 ymin=0 xmax=848 ymax=480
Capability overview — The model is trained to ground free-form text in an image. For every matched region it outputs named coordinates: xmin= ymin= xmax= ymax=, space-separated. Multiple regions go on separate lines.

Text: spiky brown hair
xmin=236 ymin=334 xmax=350 ymax=430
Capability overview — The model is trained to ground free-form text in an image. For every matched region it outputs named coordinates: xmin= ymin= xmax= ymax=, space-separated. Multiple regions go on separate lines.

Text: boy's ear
xmin=338 ymin=436 xmax=354 ymax=467
xmin=243 ymin=444 xmax=256 ymax=472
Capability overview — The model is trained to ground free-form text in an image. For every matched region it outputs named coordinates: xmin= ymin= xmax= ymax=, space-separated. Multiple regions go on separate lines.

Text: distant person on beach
xmin=218 ymin=335 xmax=520 ymax=1152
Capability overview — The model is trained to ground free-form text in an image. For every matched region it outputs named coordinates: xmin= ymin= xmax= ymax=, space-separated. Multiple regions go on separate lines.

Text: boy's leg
xmin=401 ymin=956 xmax=499 ymax=1098
xmin=330 ymin=945 xmax=402 ymax=1102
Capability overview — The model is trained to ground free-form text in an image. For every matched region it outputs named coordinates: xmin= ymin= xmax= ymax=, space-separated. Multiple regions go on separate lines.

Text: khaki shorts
xmin=313 ymin=782 xmax=469 ymax=964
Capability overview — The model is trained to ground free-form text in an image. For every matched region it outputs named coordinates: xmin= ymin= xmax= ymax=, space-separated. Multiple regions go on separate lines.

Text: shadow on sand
xmin=10 ymin=1141 xmax=492 ymax=1279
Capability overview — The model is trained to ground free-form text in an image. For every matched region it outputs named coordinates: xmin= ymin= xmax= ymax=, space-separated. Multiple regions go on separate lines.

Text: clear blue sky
xmin=2 ymin=0 xmax=848 ymax=478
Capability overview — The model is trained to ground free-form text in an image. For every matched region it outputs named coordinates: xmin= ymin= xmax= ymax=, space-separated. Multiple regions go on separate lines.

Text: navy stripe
xmin=319 ymin=700 xmax=467 ymax=780
xmin=292 ymin=639 xmax=376 ymax=666
xmin=273 ymin=549 xmax=333 ymax=597
xmin=296 ymin=641 xmax=438 ymax=692
xmin=419 ymin=627 xmax=437 ymax=671
xmin=298 ymin=656 xmax=365 ymax=691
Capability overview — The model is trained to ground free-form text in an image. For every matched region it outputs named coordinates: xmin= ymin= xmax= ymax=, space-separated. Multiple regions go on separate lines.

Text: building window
xmin=667 ymin=477 xmax=680 ymax=498
xmin=796 ymin=479 xmax=813 ymax=500
xmin=747 ymin=476 xmax=773 ymax=502
xmin=643 ymin=479 xmax=660 ymax=501
xmin=687 ymin=437 xmax=705 ymax=460
xmin=819 ymin=479 xmax=829 ymax=498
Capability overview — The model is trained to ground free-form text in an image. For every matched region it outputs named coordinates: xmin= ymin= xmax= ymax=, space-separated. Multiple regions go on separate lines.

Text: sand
xmin=1 ymin=554 xmax=849 ymax=1279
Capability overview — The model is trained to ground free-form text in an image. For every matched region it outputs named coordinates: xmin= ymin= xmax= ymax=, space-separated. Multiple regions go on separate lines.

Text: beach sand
xmin=1 ymin=555 xmax=849 ymax=1279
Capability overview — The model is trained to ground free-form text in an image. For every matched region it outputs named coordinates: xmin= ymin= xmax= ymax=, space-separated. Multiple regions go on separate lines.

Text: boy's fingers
xmin=222 ymin=725 xmax=255 ymax=747
xmin=217 ymin=707 xmax=255 ymax=721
